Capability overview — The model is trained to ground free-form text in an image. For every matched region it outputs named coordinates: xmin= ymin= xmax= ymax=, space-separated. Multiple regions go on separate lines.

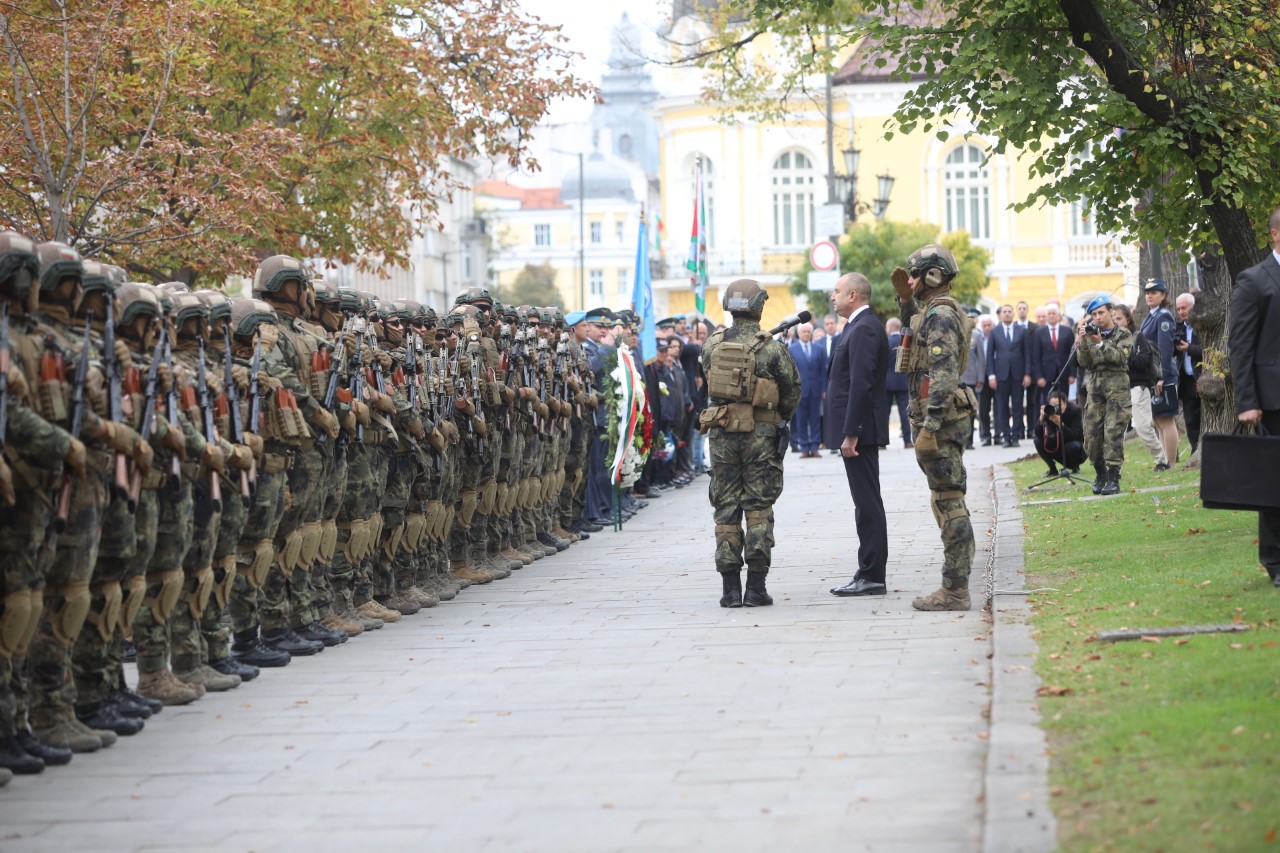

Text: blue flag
xmin=632 ymin=217 xmax=656 ymax=365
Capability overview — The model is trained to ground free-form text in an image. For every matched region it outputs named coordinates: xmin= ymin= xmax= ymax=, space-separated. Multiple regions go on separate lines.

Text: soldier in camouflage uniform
xmin=699 ymin=279 xmax=800 ymax=608
xmin=1075 ymin=295 xmax=1132 ymax=496
xmin=892 ymin=245 xmax=979 ymax=612
xmin=28 ymin=243 xmax=151 ymax=745
xmin=0 ymin=233 xmax=83 ymax=771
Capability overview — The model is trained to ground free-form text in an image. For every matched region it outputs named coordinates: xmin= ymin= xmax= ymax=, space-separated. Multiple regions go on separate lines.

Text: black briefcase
xmin=1200 ymin=426 xmax=1280 ymax=512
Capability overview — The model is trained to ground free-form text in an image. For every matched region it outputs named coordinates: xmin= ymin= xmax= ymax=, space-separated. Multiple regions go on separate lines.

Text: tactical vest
xmin=280 ymin=317 xmax=327 ymax=400
xmin=700 ymin=328 xmax=781 ymax=433
xmin=899 ymin=295 xmax=971 ymax=376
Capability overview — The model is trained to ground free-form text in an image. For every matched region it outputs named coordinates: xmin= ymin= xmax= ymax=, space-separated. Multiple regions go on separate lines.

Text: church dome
xmin=559 ymin=152 xmax=635 ymax=203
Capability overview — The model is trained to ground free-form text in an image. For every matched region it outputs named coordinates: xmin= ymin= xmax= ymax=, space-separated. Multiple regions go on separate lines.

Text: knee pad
xmin=318 ymin=519 xmax=338 ymax=563
xmin=480 ymin=481 xmax=498 ymax=515
xmin=240 ymin=540 xmax=274 ymax=590
xmin=275 ymin=528 xmax=304 ymax=577
xmin=382 ymin=521 xmax=404 ymax=560
xmin=931 ymin=489 xmax=970 ymax=524
xmin=183 ymin=564 xmax=215 ymax=621
xmin=88 ymin=579 xmax=123 ymax=644
xmin=744 ymin=509 xmax=773 ymax=528
xmin=144 ymin=569 xmax=184 ymax=626
xmin=404 ymin=513 xmax=428 ymax=552
xmin=519 ymin=478 xmax=535 ymax=509
xmin=213 ymin=554 xmax=237 ymax=610
xmin=48 ymin=580 xmax=91 ymax=646
xmin=426 ymin=500 xmax=445 ymax=542
xmin=0 ymin=589 xmax=34 ymax=660
xmin=459 ymin=490 xmax=479 ymax=528
xmin=495 ymin=483 xmax=509 ymax=516
xmin=353 ymin=518 xmax=374 ymax=562
xmin=714 ymin=523 xmax=744 ymax=550
xmin=119 ymin=574 xmax=146 ymax=636
xmin=298 ymin=520 xmax=323 ymax=569
xmin=441 ymin=508 xmax=455 ymax=542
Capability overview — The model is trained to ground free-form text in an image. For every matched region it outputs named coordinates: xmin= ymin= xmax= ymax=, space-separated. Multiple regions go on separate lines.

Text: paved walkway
xmin=1 ymin=444 xmax=1028 ymax=852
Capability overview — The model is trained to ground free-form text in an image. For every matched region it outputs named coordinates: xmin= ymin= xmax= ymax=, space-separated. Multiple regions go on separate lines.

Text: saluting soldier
xmin=1076 ymin=294 xmax=1133 ymax=496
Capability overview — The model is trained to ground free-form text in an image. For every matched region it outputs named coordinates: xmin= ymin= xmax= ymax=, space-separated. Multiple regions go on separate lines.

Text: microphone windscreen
xmin=797 ymin=310 xmax=812 ymax=324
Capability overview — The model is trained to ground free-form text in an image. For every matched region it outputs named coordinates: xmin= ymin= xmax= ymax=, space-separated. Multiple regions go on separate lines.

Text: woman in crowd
xmin=1113 ymin=304 xmax=1168 ymax=471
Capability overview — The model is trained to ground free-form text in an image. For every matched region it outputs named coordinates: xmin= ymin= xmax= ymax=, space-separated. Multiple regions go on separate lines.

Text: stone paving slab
xmin=0 ymin=444 xmax=1038 ymax=852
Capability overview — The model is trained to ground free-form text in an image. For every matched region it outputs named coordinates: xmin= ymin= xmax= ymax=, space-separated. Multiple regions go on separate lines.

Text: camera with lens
xmin=1083 ymin=320 xmax=1100 ymax=336
xmin=1043 ymin=403 xmax=1059 ymax=417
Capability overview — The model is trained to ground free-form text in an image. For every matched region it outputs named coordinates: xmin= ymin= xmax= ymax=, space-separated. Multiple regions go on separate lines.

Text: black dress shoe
xmin=1009 ymin=439 xmax=1020 ymax=448
xmin=0 ymin=734 xmax=45 ymax=774
xmin=107 ymin=688 xmax=153 ymax=719
xmin=576 ymin=519 xmax=604 ymax=532
xmin=981 ymin=438 xmax=992 ymax=447
xmin=830 ymin=578 xmax=887 ymax=597
xmin=295 ymin=621 xmax=347 ymax=647
xmin=77 ymin=702 xmax=144 ymax=736
xmin=1271 ymin=573 xmax=1280 ymax=588
xmin=232 ymin=636 xmax=292 ymax=667
xmin=1045 ymin=467 xmax=1059 ymax=477
xmin=261 ymin=627 xmax=323 ymax=656
xmin=210 ymin=657 xmax=260 ymax=682
xmin=16 ymin=729 xmax=71 ymax=766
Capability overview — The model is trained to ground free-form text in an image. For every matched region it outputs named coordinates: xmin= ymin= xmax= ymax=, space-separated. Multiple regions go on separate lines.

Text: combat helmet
xmin=338 ymin=287 xmax=363 ymax=316
xmin=722 ymin=279 xmax=767 ymax=318
xmin=312 ymin=276 xmax=340 ymax=307
xmin=453 ymin=286 xmax=492 ymax=309
xmin=36 ymin=241 xmax=84 ymax=297
xmin=906 ymin=245 xmax=958 ymax=297
xmin=194 ymin=289 xmax=232 ymax=330
xmin=0 ymin=231 xmax=41 ymax=310
xmin=156 ymin=281 xmax=190 ymax=296
xmin=80 ymin=260 xmax=125 ymax=298
xmin=115 ymin=282 xmax=163 ymax=343
xmin=170 ymin=290 xmax=209 ymax=339
xmin=229 ymin=297 xmax=278 ymax=339
xmin=253 ymin=255 xmax=311 ymax=318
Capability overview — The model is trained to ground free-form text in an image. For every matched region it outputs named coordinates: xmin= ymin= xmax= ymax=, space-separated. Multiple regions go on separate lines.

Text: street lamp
xmin=831 ymin=146 xmax=894 ymax=225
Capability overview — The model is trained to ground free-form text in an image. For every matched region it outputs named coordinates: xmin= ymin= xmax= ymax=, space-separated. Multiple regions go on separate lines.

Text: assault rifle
xmin=248 ymin=333 xmax=263 ymax=442
xmin=196 ymin=334 xmax=222 ymax=512
xmin=163 ymin=328 xmax=183 ymax=488
xmin=129 ymin=323 xmax=168 ymax=503
xmin=102 ymin=298 xmax=133 ymax=509
xmin=223 ymin=324 xmax=252 ymax=498
xmin=466 ymin=334 xmax=485 ymax=455
xmin=350 ymin=322 xmax=365 ymax=444
xmin=56 ymin=312 xmax=93 ymax=531
xmin=0 ymin=303 xmax=12 ymax=506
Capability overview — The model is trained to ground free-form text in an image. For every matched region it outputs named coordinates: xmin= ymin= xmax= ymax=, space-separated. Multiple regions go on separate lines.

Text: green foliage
xmin=501 ymin=262 xmax=561 ymax=308
xmin=791 ymin=220 xmax=990 ymax=319
xmin=1008 ymin=440 xmax=1280 ymax=849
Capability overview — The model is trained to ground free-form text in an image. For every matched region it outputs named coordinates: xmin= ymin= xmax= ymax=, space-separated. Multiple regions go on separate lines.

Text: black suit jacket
xmin=1030 ymin=323 xmax=1076 ymax=387
xmin=1229 ymin=252 xmax=1280 ymax=413
xmin=823 ymin=308 xmax=889 ymax=450
xmin=987 ymin=323 xmax=1031 ymax=382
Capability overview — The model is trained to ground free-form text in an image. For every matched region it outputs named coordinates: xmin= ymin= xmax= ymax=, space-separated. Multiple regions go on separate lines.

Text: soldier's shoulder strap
xmin=746 ymin=331 xmax=773 ymax=355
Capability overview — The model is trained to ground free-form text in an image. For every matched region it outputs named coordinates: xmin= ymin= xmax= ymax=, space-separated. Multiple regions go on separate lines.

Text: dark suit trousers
xmin=979 ymin=383 xmax=994 ymax=440
xmin=886 ymin=389 xmax=910 ymax=446
xmin=1260 ymin=410 xmax=1280 ymax=580
xmin=1178 ymin=374 xmax=1201 ymax=451
xmin=1023 ymin=385 xmax=1037 ymax=437
xmin=794 ymin=395 xmax=822 ymax=452
xmin=585 ymin=428 xmax=612 ymax=519
xmin=841 ymin=445 xmax=887 ymax=583
xmin=994 ymin=379 xmax=1023 ymax=440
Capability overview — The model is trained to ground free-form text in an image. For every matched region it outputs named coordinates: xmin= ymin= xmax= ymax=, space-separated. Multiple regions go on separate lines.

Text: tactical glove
xmin=131 ymin=437 xmax=154 ymax=472
xmin=0 ymin=456 xmax=13 ymax=507
xmin=201 ymin=442 xmax=225 ymax=474
xmin=99 ymin=420 xmax=141 ymax=455
xmin=6 ymin=364 xmax=29 ymax=401
xmin=64 ymin=437 xmax=87 ymax=478
xmin=312 ymin=407 xmax=340 ymax=440
xmin=229 ymin=444 xmax=255 ymax=471
xmin=114 ymin=339 xmax=133 ymax=371
xmin=242 ymin=432 xmax=264 ymax=460
xmin=159 ymin=421 xmax=187 ymax=462
xmin=892 ymin=266 xmax=913 ymax=302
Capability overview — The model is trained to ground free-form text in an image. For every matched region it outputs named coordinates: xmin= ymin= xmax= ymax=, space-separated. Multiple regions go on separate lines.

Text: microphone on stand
xmin=767 ymin=310 xmax=813 ymax=337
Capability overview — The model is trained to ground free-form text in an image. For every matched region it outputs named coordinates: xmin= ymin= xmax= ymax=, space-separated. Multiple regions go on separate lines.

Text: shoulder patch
xmin=1160 ymin=321 xmax=1171 ymax=332
xmin=931 ymin=345 xmax=943 ymax=356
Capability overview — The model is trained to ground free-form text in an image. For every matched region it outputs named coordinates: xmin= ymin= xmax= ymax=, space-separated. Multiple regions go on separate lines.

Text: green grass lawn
xmin=1009 ymin=437 xmax=1280 ymax=852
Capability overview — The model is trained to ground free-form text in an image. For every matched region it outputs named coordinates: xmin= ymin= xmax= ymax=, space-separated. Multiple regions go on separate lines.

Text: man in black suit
xmin=986 ymin=304 xmax=1032 ymax=447
xmin=825 ymin=273 xmax=890 ymax=598
xmin=1228 ymin=206 xmax=1280 ymax=588
xmin=1015 ymin=301 xmax=1038 ymax=438
xmin=1030 ymin=304 xmax=1076 ymax=409
xmin=1174 ymin=292 xmax=1202 ymax=453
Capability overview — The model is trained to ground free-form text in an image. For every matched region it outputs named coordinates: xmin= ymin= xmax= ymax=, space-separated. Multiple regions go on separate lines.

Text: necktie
xmin=804 ymin=342 xmax=810 ymax=358
xmin=1006 ymin=325 xmax=1012 ymax=342
xmin=1051 ymin=327 xmax=1057 ymax=349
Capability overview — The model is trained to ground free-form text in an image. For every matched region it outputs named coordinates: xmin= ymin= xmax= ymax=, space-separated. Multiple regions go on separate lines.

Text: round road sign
xmin=809 ymin=240 xmax=838 ymax=272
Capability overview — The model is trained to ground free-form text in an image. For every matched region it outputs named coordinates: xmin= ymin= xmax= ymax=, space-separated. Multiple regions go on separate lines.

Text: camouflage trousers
xmin=170 ymin=479 xmax=221 ymax=673
xmin=312 ymin=445 xmax=348 ymax=620
xmin=376 ymin=450 xmax=414 ymax=598
xmin=354 ymin=446 xmax=391 ymax=604
xmin=912 ymin=416 xmax=976 ymax=589
xmin=559 ymin=416 xmax=590 ymax=528
xmin=73 ymin=486 xmax=135 ymax=708
xmin=200 ymin=473 xmax=249 ymax=663
xmin=1084 ymin=373 xmax=1132 ymax=468
xmin=708 ymin=424 xmax=785 ymax=574
xmin=265 ymin=447 xmax=325 ymax=631
xmin=229 ymin=467 xmax=287 ymax=635
xmin=29 ymin=468 xmax=107 ymax=727
xmin=0 ymin=473 xmax=58 ymax=735
xmin=134 ymin=477 xmax=194 ymax=674
xmin=329 ymin=443 xmax=377 ymax=609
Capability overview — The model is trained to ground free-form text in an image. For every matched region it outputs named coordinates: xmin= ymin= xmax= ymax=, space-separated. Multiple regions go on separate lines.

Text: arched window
xmin=943 ymin=145 xmax=991 ymax=240
xmin=689 ymin=155 xmax=716 ymax=251
xmin=772 ymin=150 xmax=816 ymax=247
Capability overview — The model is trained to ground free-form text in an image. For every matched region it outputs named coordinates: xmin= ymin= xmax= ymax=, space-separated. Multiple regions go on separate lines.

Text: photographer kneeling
xmin=1033 ymin=390 xmax=1085 ymax=476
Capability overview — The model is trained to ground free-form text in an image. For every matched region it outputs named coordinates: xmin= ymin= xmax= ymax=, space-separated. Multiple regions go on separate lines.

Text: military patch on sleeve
xmin=1160 ymin=321 xmax=1171 ymax=332
xmin=931 ymin=345 xmax=943 ymax=356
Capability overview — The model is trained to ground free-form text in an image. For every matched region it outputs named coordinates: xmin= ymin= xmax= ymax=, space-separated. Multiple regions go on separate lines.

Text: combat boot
xmin=174 ymin=664 xmax=242 ymax=692
xmin=107 ymin=688 xmax=153 ymax=719
xmin=261 ymin=627 xmax=324 ymax=656
xmin=553 ymin=525 xmax=580 ymax=544
xmin=911 ymin=586 xmax=971 ymax=611
xmin=537 ymin=531 xmax=570 ymax=553
xmin=32 ymin=718 xmax=102 ymax=753
xmin=450 ymin=558 xmax=492 ymax=585
xmin=137 ymin=669 xmax=203 ymax=706
xmin=719 ymin=571 xmax=743 ymax=608
xmin=0 ymin=734 xmax=45 ymax=774
xmin=501 ymin=546 xmax=532 ymax=567
xmin=743 ymin=572 xmax=773 ymax=607
xmin=16 ymin=729 xmax=71 ymax=766
xmin=321 ymin=610 xmax=365 ymax=637
xmin=295 ymin=620 xmax=348 ymax=646
xmin=1099 ymin=466 xmax=1122 ymax=496
xmin=231 ymin=630 xmax=292 ymax=667
xmin=357 ymin=599 xmax=402 ymax=624
xmin=75 ymin=701 xmax=144 ymax=736
xmin=405 ymin=586 xmax=440 ymax=608
xmin=68 ymin=717 xmax=118 ymax=747
xmin=117 ymin=672 xmax=163 ymax=715
xmin=337 ymin=589 xmax=382 ymax=630
xmin=487 ymin=549 xmax=520 ymax=575
xmin=378 ymin=593 xmax=421 ymax=615
xmin=472 ymin=553 xmax=508 ymax=581
xmin=209 ymin=657 xmax=260 ymax=682
xmin=1091 ymin=463 xmax=1106 ymax=495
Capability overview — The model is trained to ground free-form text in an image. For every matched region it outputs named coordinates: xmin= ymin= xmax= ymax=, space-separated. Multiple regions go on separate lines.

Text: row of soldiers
xmin=0 ymin=235 xmax=605 ymax=783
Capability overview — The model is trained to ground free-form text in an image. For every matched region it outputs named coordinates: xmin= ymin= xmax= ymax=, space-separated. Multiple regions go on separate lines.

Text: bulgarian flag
xmin=609 ymin=345 xmax=644 ymax=487
xmin=685 ymin=158 xmax=708 ymax=313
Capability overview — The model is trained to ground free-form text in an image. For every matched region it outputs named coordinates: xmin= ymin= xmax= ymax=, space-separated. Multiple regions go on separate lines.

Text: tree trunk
xmin=1189 ymin=252 xmax=1235 ymax=440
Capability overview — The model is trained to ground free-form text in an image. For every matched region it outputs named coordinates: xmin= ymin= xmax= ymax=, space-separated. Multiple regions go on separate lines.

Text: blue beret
xmin=565 ymin=310 xmax=587 ymax=326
